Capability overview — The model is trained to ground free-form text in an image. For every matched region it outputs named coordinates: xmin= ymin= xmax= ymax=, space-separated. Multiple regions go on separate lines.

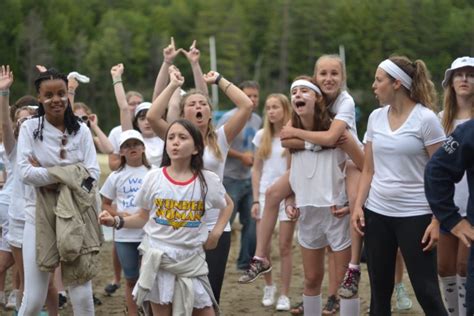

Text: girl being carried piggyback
xmin=99 ymin=119 xmax=229 ymax=316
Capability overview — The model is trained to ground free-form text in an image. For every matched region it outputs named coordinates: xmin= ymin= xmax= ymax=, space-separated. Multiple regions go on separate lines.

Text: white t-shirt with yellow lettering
xmin=135 ymin=167 xmax=226 ymax=250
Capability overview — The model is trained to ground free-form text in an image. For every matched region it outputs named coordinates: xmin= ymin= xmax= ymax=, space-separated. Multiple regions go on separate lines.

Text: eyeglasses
xmin=60 ymin=135 xmax=68 ymax=160
xmin=80 ymin=115 xmax=89 ymax=122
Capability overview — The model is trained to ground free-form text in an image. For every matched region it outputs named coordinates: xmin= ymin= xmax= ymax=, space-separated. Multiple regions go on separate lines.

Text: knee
xmin=125 ymin=278 xmax=137 ymax=288
xmin=279 ymin=241 xmax=292 ymax=258
xmin=304 ymin=272 xmax=323 ymax=293
xmin=438 ymin=260 xmax=455 ymax=277
xmin=457 ymin=261 xmax=468 ymax=276
xmin=265 ymin=186 xmax=282 ymax=205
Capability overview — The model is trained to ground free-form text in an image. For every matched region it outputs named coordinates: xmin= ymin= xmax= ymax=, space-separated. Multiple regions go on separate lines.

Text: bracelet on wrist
xmin=113 ymin=80 xmax=123 ymax=86
xmin=215 ymin=74 xmax=222 ymax=85
xmin=163 ymin=60 xmax=172 ymax=65
xmin=252 ymin=201 xmax=260 ymax=205
xmin=68 ymin=90 xmax=75 ymax=95
xmin=115 ymin=215 xmax=125 ymax=230
xmin=0 ymin=89 xmax=10 ymax=97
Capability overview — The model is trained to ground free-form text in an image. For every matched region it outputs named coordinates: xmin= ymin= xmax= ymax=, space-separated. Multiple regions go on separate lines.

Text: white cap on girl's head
xmin=119 ymin=130 xmax=144 ymax=148
xmin=134 ymin=102 xmax=152 ymax=118
xmin=442 ymin=56 xmax=474 ymax=88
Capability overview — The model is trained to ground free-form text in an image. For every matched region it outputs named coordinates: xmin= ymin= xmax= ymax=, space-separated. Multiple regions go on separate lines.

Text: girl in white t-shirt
xmin=282 ymin=77 xmax=362 ymax=316
xmin=436 ymin=56 xmax=474 ymax=315
xmin=99 ymin=119 xmax=230 ymax=315
xmin=352 ymin=56 xmax=447 ymax=315
xmin=250 ymin=94 xmax=294 ymax=310
xmin=100 ymin=130 xmax=151 ymax=316
xmin=146 ymin=65 xmax=251 ymax=302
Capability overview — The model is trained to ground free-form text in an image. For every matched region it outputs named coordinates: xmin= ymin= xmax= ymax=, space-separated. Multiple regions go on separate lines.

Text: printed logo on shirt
xmin=443 ymin=136 xmax=459 ymax=154
xmin=153 ymin=198 xmax=204 ymax=230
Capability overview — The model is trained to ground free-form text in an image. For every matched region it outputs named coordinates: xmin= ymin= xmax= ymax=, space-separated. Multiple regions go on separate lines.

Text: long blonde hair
xmin=179 ymin=89 xmax=222 ymax=160
xmin=388 ymin=56 xmax=438 ymax=111
xmin=441 ymin=71 xmax=474 ymax=134
xmin=257 ymin=94 xmax=292 ymax=160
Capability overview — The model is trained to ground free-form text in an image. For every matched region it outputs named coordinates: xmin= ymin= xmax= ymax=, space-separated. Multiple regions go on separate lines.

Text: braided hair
xmin=33 ymin=68 xmax=81 ymax=141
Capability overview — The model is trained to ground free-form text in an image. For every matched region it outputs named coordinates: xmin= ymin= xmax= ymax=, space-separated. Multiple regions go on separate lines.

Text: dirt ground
xmin=52 ymin=226 xmax=425 ymax=315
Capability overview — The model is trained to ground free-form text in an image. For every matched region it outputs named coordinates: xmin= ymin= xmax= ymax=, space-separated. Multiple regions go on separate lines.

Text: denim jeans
xmin=223 ymin=177 xmax=256 ymax=269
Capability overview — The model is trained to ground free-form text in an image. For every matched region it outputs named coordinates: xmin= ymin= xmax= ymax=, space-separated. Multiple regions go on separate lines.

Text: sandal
xmin=290 ymin=301 xmax=304 ymax=315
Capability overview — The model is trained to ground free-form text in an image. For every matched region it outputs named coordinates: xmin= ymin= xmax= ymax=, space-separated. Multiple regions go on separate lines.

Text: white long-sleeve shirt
xmin=17 ymin=117 xmax=100 ymax=223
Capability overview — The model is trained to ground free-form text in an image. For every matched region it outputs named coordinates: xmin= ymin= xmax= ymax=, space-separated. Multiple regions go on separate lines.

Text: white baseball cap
xmin=118 ymin=130 xmax=144 ymax=148
xmin=442 ymin=56 xmax=474 ymax=88
xmin=134 ymin=102 xmax=152 ymax=118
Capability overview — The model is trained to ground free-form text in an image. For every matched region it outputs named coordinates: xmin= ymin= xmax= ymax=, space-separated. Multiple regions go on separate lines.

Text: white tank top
xmin=290 ymin=148 xmax=347 ymax=208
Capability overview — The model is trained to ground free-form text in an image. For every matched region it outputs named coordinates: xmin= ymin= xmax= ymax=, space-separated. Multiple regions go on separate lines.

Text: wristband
xmin=113 ymin=80 xmax=123 ymax=86
xmin=0 ymin=90 xmax=9 ymax=97
xmin=114 ymin=215 xmax=125 ymax=230
xmin=224 ymin=82 xmax=233 ymax=94
xmin=252 ymin=201 xmax=260 ymax=205
xmin=68 ymin=90 xmax=75 ymax=95
xmin=215 ymin=74 xmax=222 ymax=85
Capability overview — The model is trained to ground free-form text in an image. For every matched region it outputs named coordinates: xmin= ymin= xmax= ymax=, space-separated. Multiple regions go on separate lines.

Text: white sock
xmin=340 ymin=297 xmax=360 ymax=316
xmin=303 ymin=294 xmax=321 ymax=316
xmin=440 ymin=275 xmax=458 ymax=314
xmin=457 ymin=275 xmax=466 ymax=316
xmin=349 ymin=263 xmax=360 ymax=270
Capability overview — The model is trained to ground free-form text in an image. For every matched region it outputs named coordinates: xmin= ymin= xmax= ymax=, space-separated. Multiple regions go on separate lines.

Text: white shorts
xmin=256 ymin=193 xmax=290 ymax=222
xmin=0 ymin=203 xmax=11 ymax=252
xmin=7 ymin=218 xmax=25 ymax=248
xmin=297 ymin=206 xmax=351 ymax=251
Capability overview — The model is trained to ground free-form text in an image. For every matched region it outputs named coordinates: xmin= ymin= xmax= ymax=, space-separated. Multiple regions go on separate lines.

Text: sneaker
xmin=238 ymin=258 xmax=272 ymax=284
xmin=104 ymin=283 xmax=120 ymax=295
xmin=0 ymin=291 xmax=6 ymax=306
xmin=395 ymin=283 xmax=412 ymax=310
xmin=262 ymin=285 xmax=276 ymax=306
xmin=338 ymin=267 xmax=361 ymax=298
xmin=322 ymin=295 xmax=340 ymax=315
xmin=58 ymin=292 xmax=68 ymax=309
xmin=6 ymin=289 xmax=18 ymax=309
xmin=276 ymin=295 xmax=291 ymax=311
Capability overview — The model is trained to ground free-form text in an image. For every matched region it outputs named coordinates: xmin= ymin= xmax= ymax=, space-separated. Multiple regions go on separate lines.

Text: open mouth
xmin=295 ymin=101 xmax=306 ymax=108
xmin=196 ymin=111 xmax=203 ymax=120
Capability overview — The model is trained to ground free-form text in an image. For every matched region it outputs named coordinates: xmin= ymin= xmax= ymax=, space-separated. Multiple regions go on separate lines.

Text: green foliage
xmin=2 ymin=0 xmax=472 ymax=134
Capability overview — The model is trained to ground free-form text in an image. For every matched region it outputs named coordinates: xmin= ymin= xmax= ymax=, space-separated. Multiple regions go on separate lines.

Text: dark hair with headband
xmin=33 ymin=68 xmax=81 ymax=141
xmin=388 ymin=56 xmax=438 ymax=111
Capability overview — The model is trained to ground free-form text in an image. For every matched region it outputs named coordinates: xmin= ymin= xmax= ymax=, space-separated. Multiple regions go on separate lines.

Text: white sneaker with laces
xmin=262 ymin=285 xmax=276 ymax=307
xmin=6 ymin=289 xmax=18 ymax=309
xmin=276 ymin=295 xmax=291 ymax=311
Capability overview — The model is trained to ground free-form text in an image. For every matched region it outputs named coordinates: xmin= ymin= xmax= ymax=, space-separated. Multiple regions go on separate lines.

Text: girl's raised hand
xmin=169 ymin=68 xmax=184 ymax=87
xmin=110 ymin=63 xmax=124 ymax=79
xmin=98 ymin=210 xmax=115 ymax=227
xmin=181 ymin=40 xmax=201 ymax=64
xmin=68 ymin=77 xmax=79 ymax=92
xmin=163 ymin=37 xmax=180 ymax=65
xmin=36 ymin=65 xmax=47 ymax=73
xmin=0 ymin=65 xmax=14 ymax=90
xmin=88 ymin=114 xmax=98 ymax=128
xmin=202 ymin=71 xmax=220 ymax=85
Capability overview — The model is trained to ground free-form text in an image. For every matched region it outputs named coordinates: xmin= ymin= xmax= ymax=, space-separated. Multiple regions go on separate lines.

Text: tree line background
xmin=2 ymin=0 xmax=473 ymax=135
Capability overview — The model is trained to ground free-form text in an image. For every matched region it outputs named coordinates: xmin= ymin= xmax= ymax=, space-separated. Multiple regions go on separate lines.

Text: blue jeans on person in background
xmin=223 ymin=177 xmax=256 ymax=270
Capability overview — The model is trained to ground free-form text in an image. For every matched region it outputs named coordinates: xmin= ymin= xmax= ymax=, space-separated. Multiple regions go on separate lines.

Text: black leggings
xmin=364 ymin=208 xmax=447 ymax=316
xmin=205 ymin=231 xmax=231 ymax=303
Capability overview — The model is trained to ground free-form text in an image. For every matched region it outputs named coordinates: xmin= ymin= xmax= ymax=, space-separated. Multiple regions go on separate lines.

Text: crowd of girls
xmin=0 ymin=36 xmax=471 ymax=316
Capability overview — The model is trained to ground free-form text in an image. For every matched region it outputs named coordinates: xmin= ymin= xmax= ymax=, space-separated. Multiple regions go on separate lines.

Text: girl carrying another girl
xmin=99 ymin=119 xmax=230 ymax=316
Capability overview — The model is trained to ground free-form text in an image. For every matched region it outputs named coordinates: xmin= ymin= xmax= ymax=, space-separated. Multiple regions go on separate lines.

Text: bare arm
xmin=338 ymin=130 xmax=364 ymax=170
xmin=110 ymin=63 xmax=133 ymax=131
xmin=182 ymin=40 xmax=209 ymax=96
xmin=0 ymin=65 xmax=15 ymax=155
xmin=166 ymin=82 xmax=182 ymax=123
xmin=99 ymin=208 xmax=149 ymax=229
xmin=352 ymin=142 xmax=374 ymax=235
xmin=281 ymin=119 xmax=348 ymax=147
xmin=204 ymin=194 xmax=234 ymax=250
xmin=152 ymin=37 xmax=181 ymax=101
xmin=101 ymin=197 xmax=118 ymax=217
xmin=281 ymin=138 xmax=305 ymax=150
xmin=108 ymin=154 xmax=121 ymax=171
xmin=89 ymin=114 xmax=114 ymax=154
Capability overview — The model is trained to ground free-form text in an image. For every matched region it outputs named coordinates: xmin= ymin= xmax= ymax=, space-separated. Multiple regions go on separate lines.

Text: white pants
xmin=19 ymin=221 xmax=94 ymax=316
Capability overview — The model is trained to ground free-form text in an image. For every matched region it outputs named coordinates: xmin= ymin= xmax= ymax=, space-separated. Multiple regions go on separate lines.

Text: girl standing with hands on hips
xmin=352 ymin=56 xmax=447 ymax=315
xmin=99 ymin=119 xmax=229 ymax=316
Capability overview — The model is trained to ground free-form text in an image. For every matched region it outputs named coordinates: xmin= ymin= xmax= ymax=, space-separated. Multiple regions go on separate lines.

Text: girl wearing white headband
xmin=283 ymin=76 xmax=362 ymax=316
xmin=240 ymin=55 xmax=364 ymax=316
xmin=437 ymin=56 xmax=473 ymax=315
xmin=352 ymin=56 xmax=447 ymax=315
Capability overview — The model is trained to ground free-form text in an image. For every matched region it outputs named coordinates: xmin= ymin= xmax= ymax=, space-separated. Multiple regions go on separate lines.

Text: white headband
xmin=378 ymin=59 xmax=412 ymax=89
xmin=290 ymin=80 xmax=322 ymax=95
